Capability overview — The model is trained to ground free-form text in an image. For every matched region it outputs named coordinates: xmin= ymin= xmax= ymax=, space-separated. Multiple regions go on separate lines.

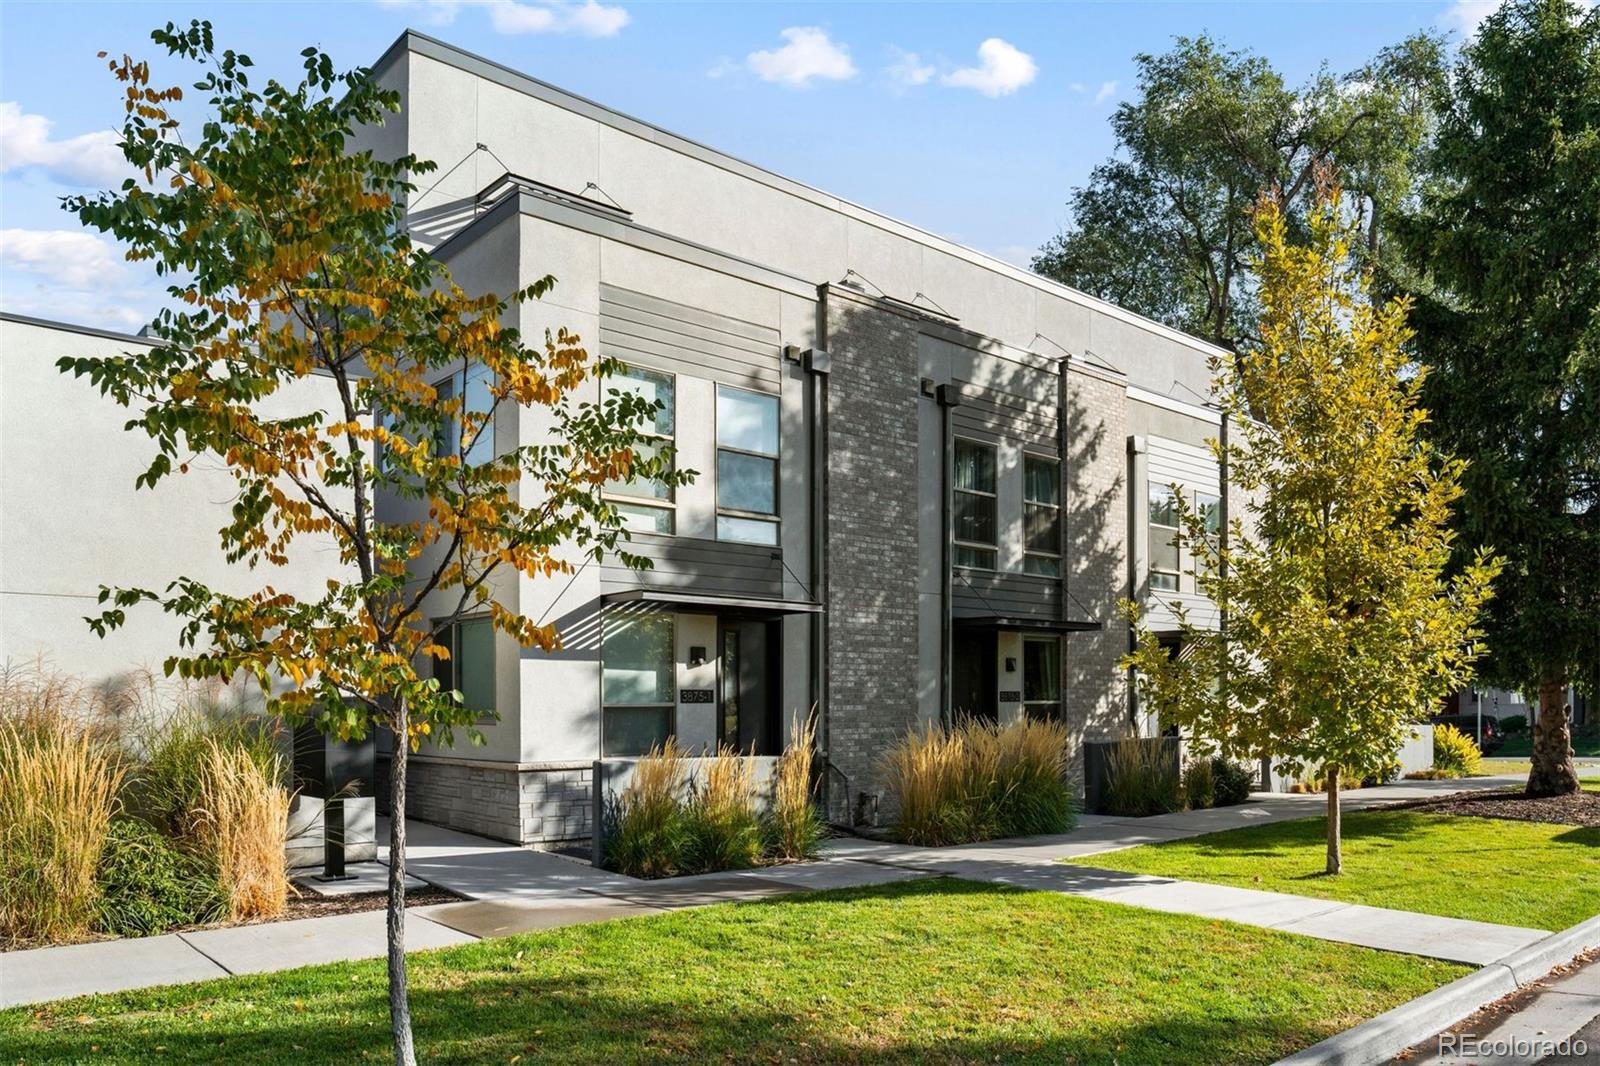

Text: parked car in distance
xmin=1431 ymin=713 xmax=1502 ymax=753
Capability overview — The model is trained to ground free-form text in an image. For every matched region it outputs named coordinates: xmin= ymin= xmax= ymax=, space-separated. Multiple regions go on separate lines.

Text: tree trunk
xmin=1527 ymin=676 xmax=1579 ymax=798
xmin=388 ymin=700 xmax=417 ymax=1066
xmin=1325 ymin=766 xmax=1342 ymax=876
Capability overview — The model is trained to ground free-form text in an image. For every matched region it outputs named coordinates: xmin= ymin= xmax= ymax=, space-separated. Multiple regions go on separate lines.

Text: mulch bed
xmin=1382 ymin=787 xmax=1600 ymax=828
xmin=278 ymin=884 xmax=462 ymax=922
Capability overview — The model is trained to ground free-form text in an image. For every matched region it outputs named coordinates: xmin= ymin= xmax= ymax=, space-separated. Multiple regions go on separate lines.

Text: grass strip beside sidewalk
xmin=0 ymin=879 xmax=1464 ymax=1066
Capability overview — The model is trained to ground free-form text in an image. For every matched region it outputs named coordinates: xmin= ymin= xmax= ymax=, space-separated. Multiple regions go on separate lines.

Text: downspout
xmin=935 ymin=382 xmax=960 ymax=728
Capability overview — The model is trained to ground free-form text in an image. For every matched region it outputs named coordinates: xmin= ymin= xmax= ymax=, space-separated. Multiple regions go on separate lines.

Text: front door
xmin=719 ymin=620 xmax=778 ymax=755
xmin=951 ymin=630 xmax=997 ymax=722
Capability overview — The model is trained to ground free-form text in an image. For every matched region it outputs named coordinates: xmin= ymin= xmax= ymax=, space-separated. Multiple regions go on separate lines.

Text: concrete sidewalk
xmin=0 ymin=774 xmax=1548 ymax=1009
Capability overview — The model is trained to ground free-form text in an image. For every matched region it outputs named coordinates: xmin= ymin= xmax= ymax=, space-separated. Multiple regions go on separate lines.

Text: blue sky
xmin=1 ymin=0 xmax=1496 ymax=332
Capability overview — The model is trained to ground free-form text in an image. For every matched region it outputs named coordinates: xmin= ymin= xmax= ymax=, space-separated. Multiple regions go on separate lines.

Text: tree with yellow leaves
xmin=1123 ymin=173 xmax=1500 ymax=876
xmin=59 ymin=23 xmax=686 ymax=1064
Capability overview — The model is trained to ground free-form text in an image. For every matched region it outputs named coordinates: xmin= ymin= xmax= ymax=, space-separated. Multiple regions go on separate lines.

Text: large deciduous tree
xmin=1033 ymin=33 xmax=1447 ymax=351
xmin=60 ymin=23 xmax=684 ymax=1064
xmin=1397 ymin=0 xmax=1600 ymax=798
xmin=1124 ymin=179 xmax=1499 ymax=876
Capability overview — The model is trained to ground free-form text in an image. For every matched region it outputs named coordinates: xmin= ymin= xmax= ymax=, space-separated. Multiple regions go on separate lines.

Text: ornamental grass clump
xmin=0 ymin=688 xmax=126 ymax=945
xmin=1101 ymin=735 xmax=1183 ymax=817
xmin=683 ymin=744 xmax=764 ymax=874
xmin=195 ymin=739 xmax=290 ymax=922
xmin=886 ymin=717 xmax=1075 ymax=846
xmin=1432 ymin=724 xmax=1482 ymax=779
xmin=604 ymin=741 xmax=690 ymax=879
xmin=767 ymin=715 xmax=825 ymax=862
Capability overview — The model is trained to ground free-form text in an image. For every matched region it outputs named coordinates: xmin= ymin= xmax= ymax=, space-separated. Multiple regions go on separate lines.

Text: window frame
xmin=603 ymin=365 xmax=678 ymax=536
xmin=432 ymin=362 xmax=497 ymax=468
xmin=431 ymin=614 xmax=496 ymax=722
xmin=1021 ymin=636 xmax=1062 ymax=722
xmin=952 ymin=437 xmax=999 ymax=571
xmin=1022 ymin=452 xmax=1062 ymax=578
xmin=600 ymin=611 xmax=677 ymax=758
xmin=1148 ymin=483 xmax=1180 ymax=592
xmin=714 ymin=383 xmax=781 ymax=546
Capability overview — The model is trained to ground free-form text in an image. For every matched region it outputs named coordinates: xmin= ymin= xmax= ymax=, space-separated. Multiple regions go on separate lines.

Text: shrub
xmin=992 ymin=718 xmax=1076 ymax=837
xmin=766 ymin=715 xmax=825 ymax=862
xmin=1211 ymin=758 xmax=1256 ymax=807
xmin=1501 ymin=714 xmax=1527 ymax=735
xmin=1432 ymin=724 xmax=1482 ymax=778
xmin=94 ymin=819 xmax=224 ymax=937
xmin=885 ymin=717 xmax=1075 ymax=845
xmin=682 ymin=745 xmax=764 ymax=874
xmin=1101 ymin=736 xmax=1183 ymax=817
xmin=604 ymin=741 xmax=690 ymax=878
xmin=0 ymin=704 xmax=125 ymax=944
xmin=1181 ymin=756 xmax=1216 ymax=810
xmin=195 ymin=739 xmax=290 ymax=921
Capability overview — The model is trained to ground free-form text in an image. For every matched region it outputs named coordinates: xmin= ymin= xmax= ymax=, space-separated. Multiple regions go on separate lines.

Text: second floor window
xmin=1149 ymin=485 xmax=1180 ymax=591
xmin=434 ymin=363 xmax=496 ymax=467
xmin=1023 ymin=454 xmax=1061 ymax=577
xmin=604 ymin=366 xmax=677 ymax=535
xmin=954 ymin=439 xmax=997 ymax=570
xmin=716 ymin=385 xmax=780 ymax=545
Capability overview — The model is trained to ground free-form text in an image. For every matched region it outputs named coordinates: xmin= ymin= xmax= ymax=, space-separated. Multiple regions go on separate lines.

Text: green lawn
xmin=1069 ymin=811 xmax=1600 ymax=931
xmin=0 ymin=880 xmax=1465 ymax=1066
xmin=1473 ymin=759 xmax=1600 ymax=782
xmin=1494 ymin=734 xmax=1600 ymax=758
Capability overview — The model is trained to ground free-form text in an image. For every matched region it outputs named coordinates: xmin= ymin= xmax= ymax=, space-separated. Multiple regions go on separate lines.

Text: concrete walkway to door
xmin=0 ymin=774 xmax=1549 ymax=1009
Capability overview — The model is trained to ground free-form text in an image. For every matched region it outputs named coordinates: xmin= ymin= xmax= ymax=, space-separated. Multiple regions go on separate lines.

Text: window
xmin=434 ymin=363 xmax=496 ymax=467
xmin=601 ymin=612 xmax=675 ymax=757
xmin=1023 ymin=455 xmax=1061 ymax=577
xmin=1196 ymin=492 xmax=1221 ymax=551
xmin=716 ymin=385 xmax=779 ymax=545
xmin=953 ymin=439 xmax=997 ymax=569
xmin=1022 ymin=638 xmax=1061 ymax=722
xmin=604 ymin=367 xmax=676 ymax=535
xmin=433 ymin=616 xmax=495 ymax=718
xmin=1149 ymin=485 xmax=1180 ymax=591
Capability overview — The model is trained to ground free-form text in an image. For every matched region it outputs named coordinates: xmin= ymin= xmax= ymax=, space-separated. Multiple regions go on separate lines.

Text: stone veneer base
xmin=376 ymin=756 xmax=592 ymax=845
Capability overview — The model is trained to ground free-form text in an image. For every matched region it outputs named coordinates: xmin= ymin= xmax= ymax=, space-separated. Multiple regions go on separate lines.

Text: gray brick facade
xmin=1063 ymin=363 xmax=1132 ymax=752
xmin=822 ymin=288 xmax=925 ymax=823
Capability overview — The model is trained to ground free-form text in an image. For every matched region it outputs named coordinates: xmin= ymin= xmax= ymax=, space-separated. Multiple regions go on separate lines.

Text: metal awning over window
xmin=953 ymin=615 xmax=1102 ymax=633
xmin=601 ymin=589 xmax=824 ymax=618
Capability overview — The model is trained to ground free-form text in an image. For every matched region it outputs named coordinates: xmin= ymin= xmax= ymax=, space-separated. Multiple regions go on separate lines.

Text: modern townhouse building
xmin=351 ymin=30 xmax=1246 ymax=844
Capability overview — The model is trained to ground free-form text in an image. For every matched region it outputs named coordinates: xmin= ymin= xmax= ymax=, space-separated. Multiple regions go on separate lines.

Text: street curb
xmin=1273 ymin=913 xmax=1600 ymax=1066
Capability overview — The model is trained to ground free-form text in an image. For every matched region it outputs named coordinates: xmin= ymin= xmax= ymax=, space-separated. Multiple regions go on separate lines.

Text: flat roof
xmin=0 ymin=311 xmax=157 ymax=346
xmin=372 ymin=29 xmax=1230 ymax=363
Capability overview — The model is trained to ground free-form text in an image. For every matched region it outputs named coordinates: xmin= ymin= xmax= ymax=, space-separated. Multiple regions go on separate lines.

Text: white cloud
xmin=1093 ymin=80 xmax=1118 ymax=104
xmin=886 ymin=47 xmax=936 ymax=90
xmin=746 ymin=27 xmax=857 ymax=88
xmin=0 ymin=228 xmax=124 ymax=287
xmin=942 ymin=38 xmax=1037 ymax=97
xmin=0 ymin=103 xmax=126 ymax=187
xmin=375 ymin=0 xmax=630 ymax=37
xmin=1439 ymin=0 xmax=1504 ymax=36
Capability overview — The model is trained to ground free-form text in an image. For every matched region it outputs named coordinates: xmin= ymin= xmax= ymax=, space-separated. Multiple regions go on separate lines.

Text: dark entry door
xmin=719 ymin=620 xmax=779 ymax=755
xmin=950 ymin=630 xmax=997 ymax=722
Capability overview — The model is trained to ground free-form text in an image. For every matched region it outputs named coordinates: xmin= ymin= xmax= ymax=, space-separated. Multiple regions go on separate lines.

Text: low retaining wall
xmin=376 ymin=755 xmax=593 ymax=845
xmin=591 ymin=756 xmax=780 ymax=866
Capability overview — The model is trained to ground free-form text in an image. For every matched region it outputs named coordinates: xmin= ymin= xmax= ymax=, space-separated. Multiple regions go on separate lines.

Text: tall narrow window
xmin=433 ymin=616 xmax=495 ymax=718
xmin=953 ymin=439 xmax=997 ymax=570
xmin=1023 ymin=454 xmax=1061 ymax=577
xmin=604 ymin=366 xmax=676 ymax=535
xmin=1196 ymin=492 xmax=1221 ymax=552
xmin=601 ymin=612 xmax=675 ymax=756
xmin=1022 ymin=637 xmax=1062 ymax=722
xmin=716 ymin=385 xmax=780 ymax=545
xmin=1149 ymin=485 xmax=1179 ymax=591
xmin=433 ymin=364 xmax=496 ymax=467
